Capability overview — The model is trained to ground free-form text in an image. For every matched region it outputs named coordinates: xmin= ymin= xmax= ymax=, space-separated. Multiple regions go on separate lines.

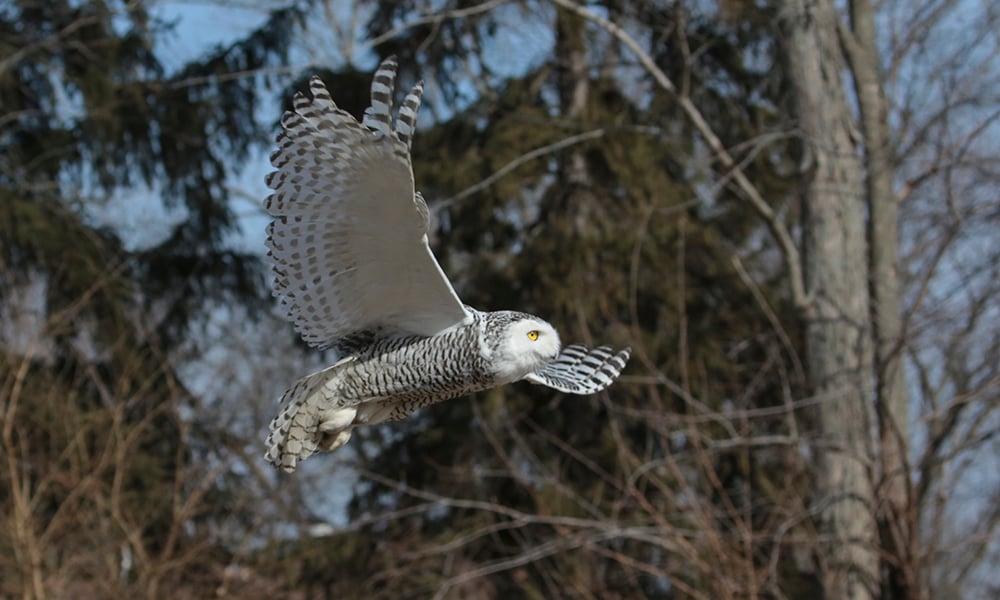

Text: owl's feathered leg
xmin=316 ymin=408 xmax=355 ymax=452
xmin=265 ymin=356 xmax=356 ymax=472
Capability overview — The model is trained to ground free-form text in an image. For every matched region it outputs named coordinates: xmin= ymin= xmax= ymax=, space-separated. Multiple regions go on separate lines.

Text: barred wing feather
xmin=264 ymin=57 xmax=471 ymax=349
xmin=525 ymin=345 xmax=632 ymax=394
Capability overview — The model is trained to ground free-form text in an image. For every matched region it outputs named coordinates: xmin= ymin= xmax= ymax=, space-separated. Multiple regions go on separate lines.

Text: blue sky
xmin=92 ymin=1 xmax=278 ymax=252
xmin=152 ymin=0 xmax=275 ymax=69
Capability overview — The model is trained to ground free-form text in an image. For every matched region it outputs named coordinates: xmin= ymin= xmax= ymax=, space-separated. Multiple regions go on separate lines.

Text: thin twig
xmin=434 ymin=128 xmax=608 ymax=212
xmin=365 ymin=0 xmax=513 ymax=51
xmin=731 ymin=254 xmax=806 ymax=385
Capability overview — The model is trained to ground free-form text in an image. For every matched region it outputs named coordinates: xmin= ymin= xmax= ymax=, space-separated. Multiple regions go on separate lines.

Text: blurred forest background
xmin=1 ymin=0 xmax=998 ymax=598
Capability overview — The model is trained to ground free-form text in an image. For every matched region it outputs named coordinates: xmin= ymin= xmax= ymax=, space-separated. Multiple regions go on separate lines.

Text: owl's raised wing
xmin=265 ymin=57 xmax=472 ymax=348
xmin=525 ymin=345 xmax=631 ymax=394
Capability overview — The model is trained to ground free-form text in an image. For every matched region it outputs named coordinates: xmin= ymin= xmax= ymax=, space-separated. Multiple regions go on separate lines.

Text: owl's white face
xmin=492 ymin=317 xmax=562 ymax=384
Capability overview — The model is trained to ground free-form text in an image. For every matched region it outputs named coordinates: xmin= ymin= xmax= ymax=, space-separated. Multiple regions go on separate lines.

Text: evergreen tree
xmin=0 ymin=1 xmax=311 ymax=596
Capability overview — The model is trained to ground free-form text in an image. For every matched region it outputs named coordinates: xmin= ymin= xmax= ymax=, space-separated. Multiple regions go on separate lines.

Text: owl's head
xmin=492 ymin=314 xmax=561 ymax=383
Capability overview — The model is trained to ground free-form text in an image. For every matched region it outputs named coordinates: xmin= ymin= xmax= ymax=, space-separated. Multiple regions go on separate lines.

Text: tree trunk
xmin=840 ymin=1 xmax=918 ymax=597
xmin=554 ymin=6 xmax=601 ymax=243
xmin=555 ymin=5 xmax=592 ymax=188
xmin=777 ymin=0 xmax=878 ymax=597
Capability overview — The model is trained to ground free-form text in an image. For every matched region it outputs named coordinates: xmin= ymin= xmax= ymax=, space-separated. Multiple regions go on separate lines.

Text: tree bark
xmin=777 ymin=0 xmax=878 ymax=597
xmin=839 ymin=0 xmax=918 ymax=597
xmin=555 ymin=5 xmax=592 ymax=187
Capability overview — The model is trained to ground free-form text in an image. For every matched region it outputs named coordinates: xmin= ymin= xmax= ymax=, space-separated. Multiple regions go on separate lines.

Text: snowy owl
xmin=263 ymin=57 xmax=631 ymax=472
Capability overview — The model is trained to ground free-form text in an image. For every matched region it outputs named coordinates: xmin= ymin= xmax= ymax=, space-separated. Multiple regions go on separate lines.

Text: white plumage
xmin=264 ymin=57 xmax=630 ymax=472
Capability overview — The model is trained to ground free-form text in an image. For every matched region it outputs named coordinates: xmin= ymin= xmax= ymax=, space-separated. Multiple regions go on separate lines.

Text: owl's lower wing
xmin=524 ymin=344 xmax=631 ymax=394
xmin=265 ymin=57 xmax=471 ymax=349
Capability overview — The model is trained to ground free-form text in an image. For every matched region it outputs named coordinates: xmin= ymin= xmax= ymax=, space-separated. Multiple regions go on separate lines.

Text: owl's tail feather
xmin=265 ymin=357 xmax=357 ymax=473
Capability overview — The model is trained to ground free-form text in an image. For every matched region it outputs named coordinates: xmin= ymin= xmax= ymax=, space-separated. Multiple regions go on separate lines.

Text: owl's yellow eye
xmin=527 ymin=330 xmax=539 ymax=341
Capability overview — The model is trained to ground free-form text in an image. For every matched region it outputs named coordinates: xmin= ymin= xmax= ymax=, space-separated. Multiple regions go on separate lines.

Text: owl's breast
xmin=337 ymin=325 xmax=493 ymax=406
